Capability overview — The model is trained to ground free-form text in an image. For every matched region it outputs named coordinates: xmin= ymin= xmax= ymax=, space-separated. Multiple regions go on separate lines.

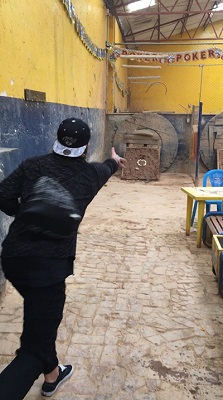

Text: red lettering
xmin=184 ymin=53 xmax=191 ymax=61
xmin=192 ymin=52 xmax=199 ymax=61
xmin=176 ymin=54 xmax=182 ymax=62
xmin=200 ymin=51 xmax=207 ymax=59
xmin=208 ymin=49 xmax=215 ymax=58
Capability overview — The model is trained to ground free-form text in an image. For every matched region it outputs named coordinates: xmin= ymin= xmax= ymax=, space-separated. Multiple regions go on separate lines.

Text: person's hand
xmin=111 ymin=147 xmax=127 ymax=168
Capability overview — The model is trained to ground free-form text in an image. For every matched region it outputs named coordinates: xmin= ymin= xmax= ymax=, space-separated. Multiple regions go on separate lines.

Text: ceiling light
xmin=127 ymin=0 xmax=156 ymax=13
xmin=212 ymin=1 xmax=223 ymax=10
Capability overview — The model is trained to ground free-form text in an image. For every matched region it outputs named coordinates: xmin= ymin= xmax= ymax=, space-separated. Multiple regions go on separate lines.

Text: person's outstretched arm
xmin=91 ymin=147 xmax=127 ymax=190
xmin=110 ymin=146 xmax=127 ymax=169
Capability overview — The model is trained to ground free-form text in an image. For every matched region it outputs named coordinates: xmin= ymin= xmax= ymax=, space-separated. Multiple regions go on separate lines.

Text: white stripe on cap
xmin=53 ymin=140 xmax=86 ymax=158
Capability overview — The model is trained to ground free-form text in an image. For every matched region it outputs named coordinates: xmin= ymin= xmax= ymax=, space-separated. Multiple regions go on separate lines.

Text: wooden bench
xmin=203 ymin=212 xmax=223 ymax=248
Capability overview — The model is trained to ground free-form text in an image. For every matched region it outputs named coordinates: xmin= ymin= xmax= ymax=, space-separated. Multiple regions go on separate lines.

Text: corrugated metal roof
xmin=104 ymin=0 xmax=223 ymax=44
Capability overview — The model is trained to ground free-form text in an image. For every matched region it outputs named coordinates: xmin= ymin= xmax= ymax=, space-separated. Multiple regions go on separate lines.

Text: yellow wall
xmin=107 ymin=17 xmax=128 ymax=113
xmin=128 ymin=22 xmax=223 ymax=114
xmin=1 ymin=1 xmax=222 ymax=115
xmin=0 ymin=0 xmax=107 ymax=109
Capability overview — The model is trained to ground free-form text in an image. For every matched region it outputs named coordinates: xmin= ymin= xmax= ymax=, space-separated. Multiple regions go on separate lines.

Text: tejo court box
xmin=122 ymin=131 xmax=161 ymax=181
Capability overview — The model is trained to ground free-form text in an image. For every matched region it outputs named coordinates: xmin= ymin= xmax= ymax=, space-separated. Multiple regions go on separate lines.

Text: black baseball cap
xmin=53 ymin=118 xmax=91 ymax=157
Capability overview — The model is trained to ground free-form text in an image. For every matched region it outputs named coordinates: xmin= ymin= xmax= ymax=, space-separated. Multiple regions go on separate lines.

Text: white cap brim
xmin=53 ymin=140 xmax=87 ymax=157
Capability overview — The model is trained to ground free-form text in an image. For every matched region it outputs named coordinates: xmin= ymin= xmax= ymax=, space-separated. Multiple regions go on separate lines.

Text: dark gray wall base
xmin=0 ymin=97 xmax=106 ymax=166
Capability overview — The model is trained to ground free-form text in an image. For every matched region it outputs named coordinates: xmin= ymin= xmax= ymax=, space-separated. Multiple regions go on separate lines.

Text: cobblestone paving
xmin=0 ymin=174 xmax=223 ymax=399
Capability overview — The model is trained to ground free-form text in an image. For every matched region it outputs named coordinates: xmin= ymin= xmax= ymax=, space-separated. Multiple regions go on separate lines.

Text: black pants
xmin=0 ymin=281 xmax=66 ymax=400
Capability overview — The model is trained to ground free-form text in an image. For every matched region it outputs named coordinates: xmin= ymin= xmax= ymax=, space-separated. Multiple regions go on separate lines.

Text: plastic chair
xmin=191 ymin=169 xmax=223 ymax=226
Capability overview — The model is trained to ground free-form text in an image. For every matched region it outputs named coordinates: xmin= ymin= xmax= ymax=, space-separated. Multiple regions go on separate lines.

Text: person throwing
xmin=0 ymin=117 xmax=126 ymax=399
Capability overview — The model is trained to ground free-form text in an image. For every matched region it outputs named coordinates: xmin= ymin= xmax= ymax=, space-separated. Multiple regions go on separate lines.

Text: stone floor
xmin=0 ymin=173 xmax=223 ymax=400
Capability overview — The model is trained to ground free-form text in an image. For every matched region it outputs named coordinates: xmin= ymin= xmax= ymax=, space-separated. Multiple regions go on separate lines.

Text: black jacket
xmin=0 ymin=152 xmax=118 ymax=259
